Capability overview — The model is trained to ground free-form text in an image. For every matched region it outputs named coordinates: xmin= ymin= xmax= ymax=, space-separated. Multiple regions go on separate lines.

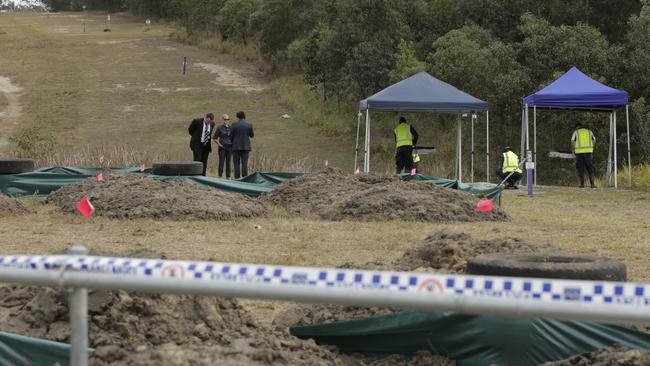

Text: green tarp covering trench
xmin=0 ymin=167 xmax=502 ymax=200
xmin=0 ymin=331 xmax=82 ymax=366
xmin=290 ymin=311 xmax=650 ymax=366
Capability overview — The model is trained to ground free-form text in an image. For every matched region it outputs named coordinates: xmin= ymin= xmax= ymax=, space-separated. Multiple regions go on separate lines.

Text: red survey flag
xmin=96 ymin=172 xmax=105 ymax=182
xmin=140 ymin=164 xmax=145 ymax=172
xmin=76 ymin=196 xmax=95 ymax=217
xmin=410 ymin=168 xmax=417 ymax=176
xmin=354 ymin=167 xmax=360 ymax=175
xmin=475 ymin=199 xmax=494 ymax=212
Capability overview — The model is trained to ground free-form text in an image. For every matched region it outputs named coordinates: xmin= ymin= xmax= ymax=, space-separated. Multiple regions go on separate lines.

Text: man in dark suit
xmin=230 ymin=111 xmax=254 ymax=179
xmin=188 ymin=112 xmax=215 ymax=176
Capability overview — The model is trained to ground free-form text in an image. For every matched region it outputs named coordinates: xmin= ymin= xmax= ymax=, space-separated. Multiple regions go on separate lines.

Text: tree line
xmin=42 ymin=0 xmax=650 ymax=170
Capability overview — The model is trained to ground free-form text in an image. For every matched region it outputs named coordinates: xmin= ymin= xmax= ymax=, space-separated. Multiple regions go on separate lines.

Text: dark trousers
xmin=498 ymin=171 xmax=522 ymax=187
xmin=233 ymin=150 xmax=250 ymax=179
xmin=395 ymin=147 xmax=413 ymax=174
xmin=576 ymin=153 xmax=595 ymax=187
xmin=218 ymin=146 xmax=232 ymax=178
xmin=192 ymin=148 xmax=210 ymax=176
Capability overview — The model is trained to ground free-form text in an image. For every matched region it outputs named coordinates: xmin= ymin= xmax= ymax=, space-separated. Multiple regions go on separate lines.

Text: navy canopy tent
xmin=521 ymin=67 xmax=631 ymax=188
xmin=356 ymin=72 xmax=489 ymax=182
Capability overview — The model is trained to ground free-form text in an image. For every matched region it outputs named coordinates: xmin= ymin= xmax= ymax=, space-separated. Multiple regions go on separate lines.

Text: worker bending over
xmin=496 ymin=147 xmax=522 ymax=189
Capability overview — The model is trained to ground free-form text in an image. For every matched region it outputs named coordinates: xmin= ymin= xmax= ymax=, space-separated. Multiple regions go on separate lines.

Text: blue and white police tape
xmin=1 ymin=254 xmax=649 ymax=309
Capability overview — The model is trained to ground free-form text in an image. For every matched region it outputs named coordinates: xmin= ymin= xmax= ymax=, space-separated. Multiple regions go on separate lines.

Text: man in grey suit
xmin=231 ymin=111 xmax=254 ymax=179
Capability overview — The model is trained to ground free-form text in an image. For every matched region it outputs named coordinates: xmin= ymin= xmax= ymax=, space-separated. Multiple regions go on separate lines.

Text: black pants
xmin=192 ymin=148 xmax=210 ymax=176
xmin=498 ymin=171 xmax=522 ymax=187
xmin=218 ymin=146 xmax=232 ymax=178
xmin=395 ymin=147 xmax=413 ymax=174
xmin=576 ymin=153 xmax=595 ymax=187
xmin=233 ymin=150 xmax=250 ymax=179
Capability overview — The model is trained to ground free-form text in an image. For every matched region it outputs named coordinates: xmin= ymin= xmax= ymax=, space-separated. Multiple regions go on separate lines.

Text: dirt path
xmin=0 ymin=75 xmax=23 ymax=152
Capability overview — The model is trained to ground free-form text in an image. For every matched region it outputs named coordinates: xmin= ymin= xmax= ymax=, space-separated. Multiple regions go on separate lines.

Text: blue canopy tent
xmin=357 ymin=72 xmax=489 ymax=182
xmin=521 ymin=67 xmax=631 ymax=189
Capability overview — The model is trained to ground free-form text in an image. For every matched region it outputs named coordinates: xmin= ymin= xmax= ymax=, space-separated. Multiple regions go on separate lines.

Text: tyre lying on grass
xmin=466 ymin=254 xmax=627 ymax=281
xmin=0 ymin=158 xmax=35 ymax=174
xmin=152 ymin=161 xmax=203 ymax=176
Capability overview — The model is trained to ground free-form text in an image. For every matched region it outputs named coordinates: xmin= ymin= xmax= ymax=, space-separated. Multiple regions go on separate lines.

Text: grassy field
xmin=1 ymin=12 xmax=649 ymax=326
xmin=0 ymin=12 xmax=352 ymax=170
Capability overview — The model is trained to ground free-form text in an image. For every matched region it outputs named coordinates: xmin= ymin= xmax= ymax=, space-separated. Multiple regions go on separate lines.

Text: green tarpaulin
xmin=291 ymin=311 xmax=650 ymax=366
xmin=0 ymin=168 xmax=502 ymax=200
xmin=0 ymin=331 xmax=77 ymax=366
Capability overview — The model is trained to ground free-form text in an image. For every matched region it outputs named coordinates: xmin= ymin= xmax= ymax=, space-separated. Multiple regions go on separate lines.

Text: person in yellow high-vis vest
xmin=496 ymin=147 xmax=523 ymax=189
xmin=394 ymin=117 xmax=419 ymax=174
xmin=571 ymin=123 xmax=596 ymax=188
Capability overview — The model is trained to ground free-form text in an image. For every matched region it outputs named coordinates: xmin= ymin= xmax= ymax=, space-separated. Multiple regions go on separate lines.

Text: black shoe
xmin=579 ymin=185 xmax=585 ymax=188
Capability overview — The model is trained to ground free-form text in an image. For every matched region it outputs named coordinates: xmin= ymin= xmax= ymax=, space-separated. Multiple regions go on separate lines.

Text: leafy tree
xmin=216 ymin=0 xmax=262 ymax=44
xmin=388 ymin=39 xmax=426 ymax=83
xmin=427 ymin=25 xmax=529 ymax=143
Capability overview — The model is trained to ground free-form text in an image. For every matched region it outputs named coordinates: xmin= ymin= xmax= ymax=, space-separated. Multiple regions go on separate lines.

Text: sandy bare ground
xmin=194 ymin=62 xmax=267 ymax=93
xmin=0 ymin=75 xmax=23 ymax=151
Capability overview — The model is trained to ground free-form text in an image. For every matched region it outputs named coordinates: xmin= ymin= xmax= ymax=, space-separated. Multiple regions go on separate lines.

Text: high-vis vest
xmin=395 ymin=123 xmax=413 ymax=148
xmin=574 ymin=128 xmax=594 ymax=154
xmin=502 ymin=151 xmax=522 ymax=173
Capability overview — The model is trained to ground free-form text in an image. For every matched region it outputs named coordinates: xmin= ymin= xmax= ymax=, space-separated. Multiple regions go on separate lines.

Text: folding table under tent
xmin=522 ymin=67 xmax=631 ymax=189
xmin=356 ymin=72 xmax=489 ymax=182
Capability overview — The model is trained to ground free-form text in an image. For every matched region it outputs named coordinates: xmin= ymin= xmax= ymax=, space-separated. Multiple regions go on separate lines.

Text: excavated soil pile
xmin=0 ymin=285 xmax=453 ymax=365
xmin=543 ymin=345 xmax=650 ymax=366
xmin=276 ymin=230 xmax=546 ymax=326
xmin=262 ymin=168 xmax=507 ymax=222
xmin=0 ymin=193 xmax=29 ymax=216
xmin=393 ymin=230 xmax=547 ymax=273
xmin=46 ymin=174 xmax=265 ymax=220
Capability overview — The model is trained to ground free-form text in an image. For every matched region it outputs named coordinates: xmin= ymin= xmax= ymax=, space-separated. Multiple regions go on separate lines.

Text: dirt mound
xmin=273 ymin=304 xmax=394 ymax=329
xmin=0 ymin=193 xmax=29 ymax=216
xmin=394 ymin=230 xmax=547 ymax=273
xmin=276 ymin=231 xmax=546 ymax=327
xmin=46 ymin=173 xmax=265 ymax=220
xmin=0 ymin=285 xmax=453 ymax=365
xmin=262 ymin=168 xmax=506 ymax=222
xmin=543 ymin=345 xmax=650 ymax=365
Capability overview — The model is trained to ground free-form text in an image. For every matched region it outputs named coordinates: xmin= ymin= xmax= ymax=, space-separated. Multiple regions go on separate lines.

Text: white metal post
xmin=606 ymin=113 xmax=613 ymax=188
xmin=354 ymin=111 xmax=361 ymax=172
xmin=614 ymin=110 xmax=618 ymax=190
xmin=457 ymin=115 xmax=462 ymax=182
xmin=626 ymin=105 xmax=632 ymax=188
xmin=486 ymin=111 xmax=490 ymax=183
xmin=520 ymin=107 xmax=525 ymax=161
xmin=363 ymin=109 xmax=370 ymax=173
xmin=533 ymin=105 xmax=537 ymax=186
xmin=471 ymin=114 xmax=475 ymax=183
xmin=68 ymin=245 xmax=88 ymax=366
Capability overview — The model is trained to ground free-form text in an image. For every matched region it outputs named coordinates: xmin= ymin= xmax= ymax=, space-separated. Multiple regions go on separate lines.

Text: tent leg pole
xmin=457 ymin=115 xmax=462 ymax=182
xmin=614 ymin=110 xmax=618 ymax=190
xmin=471 ymin=114 xmax=475 ymax=183
xmin=525 ymin=104 xmax=532 ymax=196
xmin=520 ymin=107 xmax=525 ymax=164
xmin=486 ymin=111 xmax=490 ymax=183
xmin=626 ymin=105 xmax=632 ymax=188
xmin=533 ymin=105 xmax=537 ymax=186
xmin=606 ymin=113 xmax=613 ymax=188
xmin=354 ymin=111 xmax=361 ymax=172
xmin=363 ymin=109 xmax=369 ymax=173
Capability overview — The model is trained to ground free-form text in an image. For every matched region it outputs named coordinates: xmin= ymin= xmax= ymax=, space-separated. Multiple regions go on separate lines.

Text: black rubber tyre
xmin=466 ymin=254 xmax=626 ymax=281
xmin=152 ymin=161 xmax=203 ymax=176
xmin=0 ymin=158 xmax=35 ymax=174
